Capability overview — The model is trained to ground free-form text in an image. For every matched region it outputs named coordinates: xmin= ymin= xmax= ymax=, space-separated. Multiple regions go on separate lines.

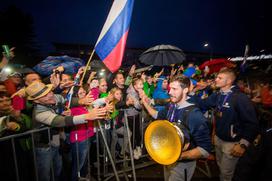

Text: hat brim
xmin=27 ymin=84 xmax=54 ymax=100
xmin=11 ymin=88 xmax=26 ymax=98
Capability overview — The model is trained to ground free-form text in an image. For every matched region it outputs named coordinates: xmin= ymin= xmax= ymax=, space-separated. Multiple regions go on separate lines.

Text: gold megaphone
xmin=144 ymin=120 xmax=187 ymax=165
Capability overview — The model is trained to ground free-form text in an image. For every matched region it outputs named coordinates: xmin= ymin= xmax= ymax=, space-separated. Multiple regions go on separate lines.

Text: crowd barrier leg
xmin=132 ymin=115 xmax=135 ymax=148
xmin=124 ymin=111 xmax=136 ymax=181
xmin=85 ymin=137 xmax=92 ymax=181
xmin=95 ymin=129 xmax=101 ymax=181
xmin=111 ymin=120 xmax=117 ymax=164
xmin=31 ymin=132 xmax=39 ymax=181
xmin=97 ymin=121 xmax=120 ymax=181
xmin=75 ymin=134 xmax=81 ymax=179
xmin=140 ymin=113 xmax=144 ymax=150
xmin=47 ymin=128 xmax=55 ymax=181
xmin=11 ymin=138 xmax=20 ymax=181
xmin=99 ymin=122 xmax=112 ymax=177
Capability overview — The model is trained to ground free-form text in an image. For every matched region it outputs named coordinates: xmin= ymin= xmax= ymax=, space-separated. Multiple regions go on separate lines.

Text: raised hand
xmin=79 ymin=94 xmax=94 ymax=106
xmin=178 ymin=65 xmax=184 ymax=71
xmin=61 ymin=109 xmax=71 ymax=116
xmin=60 ymin=80 xmax=74 ymax=89
xmin=8 ymin=47 xmax=16 ymax=59
xmin=6 ymin=122 xmax=20 ymax=131
xmin=85 ymin=107 xmax=107 ymax=120
xmin=139 ymin=90 xmax=149 ymax=104
xmin=50 ymin=73 xmax=61 ymax=89
xmin=128 ymin=64 xmax=136 ymax=76
xmin=170 ymin=67 xmax=177 ymax=76
xmin=54 ymin=66 xmax=64 ymax=74
xmin=77 ymin=66 xmax=85 ymax=75
xmin=105 ymin=102 xmax=114 ymax=113
xmin=87 ymin=71 xmax=97 ymax=84
xmin=105 ymin=93 xmax=114 ymax=103
xmin=141 ymin=72 xmax=146 ymax=81
xmin=158 ymin=68 xmax=164 ymax=76
xmin=193 ymin=81 xmax=209 ymax=92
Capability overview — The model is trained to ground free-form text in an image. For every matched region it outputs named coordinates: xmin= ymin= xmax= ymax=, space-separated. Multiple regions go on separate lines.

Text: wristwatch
xmin=239 ymin=143 xmax=248 ymax=149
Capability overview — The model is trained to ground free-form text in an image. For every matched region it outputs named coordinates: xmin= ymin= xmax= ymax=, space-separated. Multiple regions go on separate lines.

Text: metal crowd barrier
xmin=0 ymin=127 xmax=51 ymax=181
xmin=94 ymin=109 xmax=155 ymax=181
xmin=0 ymin=106 xmax=234 ymax=181
xmin=0 ymin=109 xmax=155 ymax=181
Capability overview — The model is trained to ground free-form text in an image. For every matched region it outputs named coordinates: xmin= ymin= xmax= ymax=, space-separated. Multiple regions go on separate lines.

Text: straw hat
xmin=11 ymin=88 xmax=26 ymax=98
xmin=25 ymin=81 xmax=53 ymax=100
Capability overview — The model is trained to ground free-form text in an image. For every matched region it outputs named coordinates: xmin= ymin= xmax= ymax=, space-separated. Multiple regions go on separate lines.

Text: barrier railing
xmin=93 ymin=109 xmax=154 ymax=181
xmin=3 ymin=105 xmax=267 ymax=181
xmin=0 ymin=108 xmax=154 ymax=181
xmin=0 ymin=127 xmax=51 ymax=181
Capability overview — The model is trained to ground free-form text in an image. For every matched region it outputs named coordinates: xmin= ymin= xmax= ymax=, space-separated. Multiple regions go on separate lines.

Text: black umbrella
xmin=139 ymin=44 xmax=186 ymax=66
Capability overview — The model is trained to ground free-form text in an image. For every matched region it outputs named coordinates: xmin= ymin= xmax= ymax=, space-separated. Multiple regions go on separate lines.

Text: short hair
xmin=72 ymin=86 xmax=87 ymax=98
xmin=24 ymin=72 xmax=41 ymax=80
xmin=132 ymin=76 xmax=143 ymax=86
xmin=99 ymin=78 xmax=107 ymax=84
xmin=24 ymin=71 xmax=39 ymax=77
xmin=218 ymin=68 xmax=236 ymax=82
xmin=114 ymin=71 xmax=124 ymax=79
xmin=187 ymin=62 xmax=194 ymax=66
xmin=109 ymin=87 xmax=122 ymax=95
xmin=170 ymin=75 xmax=191 ymax=89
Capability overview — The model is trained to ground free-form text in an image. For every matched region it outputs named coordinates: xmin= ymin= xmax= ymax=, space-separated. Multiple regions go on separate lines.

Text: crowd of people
xmin=0 ymin=48 xmax=272 ymax=181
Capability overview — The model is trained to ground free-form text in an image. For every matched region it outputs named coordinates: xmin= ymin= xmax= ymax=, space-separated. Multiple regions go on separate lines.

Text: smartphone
xmin=2 ymin=45 xmax=11 ymax=59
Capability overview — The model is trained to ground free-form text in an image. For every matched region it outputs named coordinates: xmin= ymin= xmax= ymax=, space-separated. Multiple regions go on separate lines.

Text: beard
xmin=170 ymin=93 xmax=183 ymax=103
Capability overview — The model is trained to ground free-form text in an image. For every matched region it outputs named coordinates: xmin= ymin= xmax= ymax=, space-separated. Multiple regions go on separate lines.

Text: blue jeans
xmin=35 ymin=146 xmax=62 ymax=181
xmin=71 ymin=138 xmax=92 ymax=181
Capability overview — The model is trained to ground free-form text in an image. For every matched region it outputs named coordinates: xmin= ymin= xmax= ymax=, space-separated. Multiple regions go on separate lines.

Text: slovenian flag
xmin=95 ymin=0 xmax=134 ymax=73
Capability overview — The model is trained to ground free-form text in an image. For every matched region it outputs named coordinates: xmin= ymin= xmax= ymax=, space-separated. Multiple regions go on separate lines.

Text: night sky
xmin=0 ymin=0 xmax=270 ymax=56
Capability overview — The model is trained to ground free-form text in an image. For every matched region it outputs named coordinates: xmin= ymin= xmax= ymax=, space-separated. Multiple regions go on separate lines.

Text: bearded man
xmin=140 ymin=76 xmax=211 ymax=181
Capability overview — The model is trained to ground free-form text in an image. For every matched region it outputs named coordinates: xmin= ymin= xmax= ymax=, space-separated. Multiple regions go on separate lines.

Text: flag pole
xmin=80 ymin=48 xmax=95 ymax=83
xmin=243 ymin=45 xmax=252 ymax=97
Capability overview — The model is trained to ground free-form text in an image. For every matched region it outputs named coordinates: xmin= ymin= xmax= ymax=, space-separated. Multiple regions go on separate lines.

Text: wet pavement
xmin=101 ymin=157 xmax=220 ymax=181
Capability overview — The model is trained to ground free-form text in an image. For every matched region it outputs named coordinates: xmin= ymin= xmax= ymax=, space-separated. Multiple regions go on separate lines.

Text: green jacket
xmin=144 ymin=82 xmax=155 ymax=98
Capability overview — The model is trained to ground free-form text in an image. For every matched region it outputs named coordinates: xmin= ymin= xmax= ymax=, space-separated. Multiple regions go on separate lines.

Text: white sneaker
xmin=133 ymin=149 xmax=140 ymax=160
xmin=136 ymin=146 xmax=142 ymax=157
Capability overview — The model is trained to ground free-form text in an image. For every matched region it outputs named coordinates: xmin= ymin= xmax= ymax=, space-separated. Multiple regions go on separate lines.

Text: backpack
xmin=176 ymin=105 xmax=198 ymax=150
